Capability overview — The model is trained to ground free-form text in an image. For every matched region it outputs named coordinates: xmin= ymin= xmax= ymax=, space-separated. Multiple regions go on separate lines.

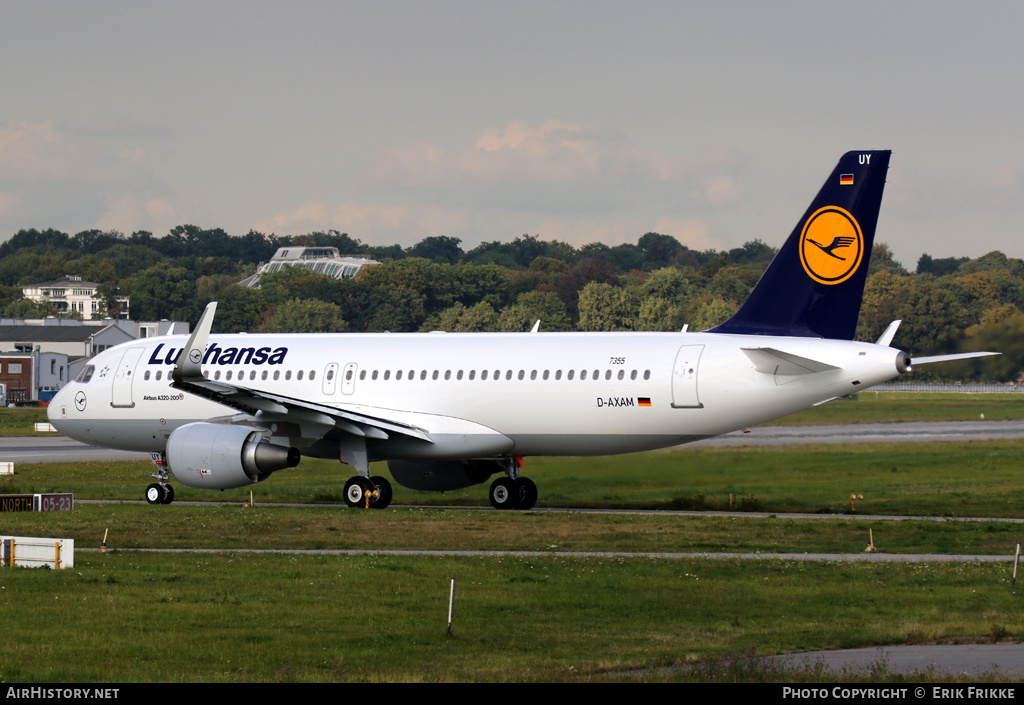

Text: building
xmin=21 ymin=275 xmax=130 ymax=320
xmin=0 ymin=350 xmax=69 ymax=403
xmin=0 ymin=317 xmax=189 ymax=402
xmin=238 ymin=247 xmax=379 ymax=287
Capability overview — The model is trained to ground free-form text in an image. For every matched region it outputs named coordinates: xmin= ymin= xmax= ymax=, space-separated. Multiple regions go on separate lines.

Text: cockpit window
xmin=75 ymin=365 xmax=95 ymax=383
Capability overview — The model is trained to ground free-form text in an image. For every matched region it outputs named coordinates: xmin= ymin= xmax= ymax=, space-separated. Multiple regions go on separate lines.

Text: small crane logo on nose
xmin=75 ymin=391 xmax=87 ymax=412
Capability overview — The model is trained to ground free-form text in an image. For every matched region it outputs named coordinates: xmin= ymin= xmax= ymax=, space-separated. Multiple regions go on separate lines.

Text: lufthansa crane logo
xmin=798 ymin=206 xmax=864 ymax=285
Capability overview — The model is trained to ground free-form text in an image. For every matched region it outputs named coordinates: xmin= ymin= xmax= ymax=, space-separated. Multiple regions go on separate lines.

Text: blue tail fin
xmin=709 ymin=150 xmax=891 ymax=340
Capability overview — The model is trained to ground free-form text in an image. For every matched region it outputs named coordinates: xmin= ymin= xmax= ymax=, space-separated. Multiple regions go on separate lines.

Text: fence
xmin=868 ymin=383 xmax=1024 ymax=393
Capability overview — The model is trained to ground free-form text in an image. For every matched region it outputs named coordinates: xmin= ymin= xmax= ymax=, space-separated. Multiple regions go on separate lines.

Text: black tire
xmin=161 ymin=484 xmax=175 ymax=505
xmin=516 ymin=477 xmax=538 ymax=510
xmin=344 ymin=476 xmax=371 ymax=508
xmin=145 ymin=483 xmax=164 ymax=505
xmin=369 ymin=476 xmax=393 ymax=509
xmin=489 ymin=478 xmax=519 ymax=510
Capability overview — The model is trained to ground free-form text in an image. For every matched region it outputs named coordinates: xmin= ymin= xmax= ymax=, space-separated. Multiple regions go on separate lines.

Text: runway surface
xmin=6 ymin=419 xmax=1024 ymax=463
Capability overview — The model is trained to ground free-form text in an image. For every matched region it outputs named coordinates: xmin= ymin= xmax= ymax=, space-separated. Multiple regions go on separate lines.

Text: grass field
xmin=3 ymin=393 xmax=1024 ymax=682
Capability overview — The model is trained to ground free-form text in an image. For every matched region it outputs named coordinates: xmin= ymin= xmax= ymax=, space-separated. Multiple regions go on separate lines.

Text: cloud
xmin=0 ymin=120 xmax=180 ymax=235
xmin=366 ymin=120 xmax=738 ymax=214
xmin=253 ymin=121 xmax=743 ymax=248
xmin=253 ymin=201 xmax=472 ymax=243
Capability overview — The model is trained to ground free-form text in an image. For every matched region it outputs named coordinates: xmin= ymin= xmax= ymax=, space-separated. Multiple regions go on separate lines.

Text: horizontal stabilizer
xmin=910 ymin=351 xmax=1000 ymax=366
xmin=742 ymin=347 xmax=840 ymax=376
xmin=875 ymin=320 xmax=902 ymax=347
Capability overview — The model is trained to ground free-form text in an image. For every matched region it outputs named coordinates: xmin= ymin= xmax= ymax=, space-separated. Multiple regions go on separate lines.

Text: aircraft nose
xmin=47 ymin=385 xmax=71 ymax=427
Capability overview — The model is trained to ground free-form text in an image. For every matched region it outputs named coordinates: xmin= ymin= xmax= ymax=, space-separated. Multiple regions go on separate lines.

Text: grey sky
xmin=2 ymin=1 xmax=1022 ymax=268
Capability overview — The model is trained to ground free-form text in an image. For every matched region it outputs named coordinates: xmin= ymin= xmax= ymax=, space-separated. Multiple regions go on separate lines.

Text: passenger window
xmin=468 ymin=370 xmax=475 ymax=380
xmin=432 ymin=371 xmax=439 ymax=380
xmin=156 ymin=370 xmax=162 ymax=381
xmin=630 ymin=370 xmax=637 ymax=380
xmin=617 ymin=370 xmax=624 ymax=380
xmin=298 ymin=370 xmax=304 ymax=381
xmin=481 ymin=370 xmax=488 ymax=380
xmin=327 ymin=370 xmax=335 ymax=381
xmin=420 ymin=370 xmax=427 ymax=380
xmin=396 ymin=370 xmax=403 ymax=380
xmin=360 ymin=370 xmax=366 ymax=380
xmin=643 ymin=370 xmax=651 ymax=380
xmin=543 ymin=370 xmax=550 ymax=380
xmin=250 ymin=371 xmax=257 ymax=380
xmin=567 ymin=370 xmax=574 ymax=380
xmin=372 ymin=370 xmax=378 ymax=380
xmin=383 ymin=370 xmax=390 ymax=380
xmin=261 ymin=370 xmax=268 ymax=380
xmin=444 ymin=370 xmax=451 ymax=380
xmin=457 ymin=370 xmax=464 ymax=380
xmin=555 ymin=370 xmax=561 ymax=380
xmin=518 ymin=370 xmax=525 ymax=381
xmin=345 ymin=370 xmax=353 ymax=380
xmin=310 ymin=370 xmax=316 ymax=380
xmin=530 ymin=370 xmax=537 ymax=380
xmin=273 ymin=370 xmax=280 ymax=381
xmin=144 ymin=370 xmax=151 ymax=381
xmin=605 ymin=370 xmax=612 ymax=380
xmin=580 ymin=370 xmax=587 ymax=380
xmin=285 ymin=370 xmax=292 ymax=381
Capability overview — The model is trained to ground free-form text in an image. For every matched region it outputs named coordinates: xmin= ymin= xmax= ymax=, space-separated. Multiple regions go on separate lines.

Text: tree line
xmin=0 ymin=225 xmax=1020 ymax=382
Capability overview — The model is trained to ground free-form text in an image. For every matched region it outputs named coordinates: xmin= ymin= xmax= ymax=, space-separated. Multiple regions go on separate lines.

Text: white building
xmin=21 ymin=275 xmax=130 ymax=320
xmin=238 ymin=247 xmax=379 ymax=287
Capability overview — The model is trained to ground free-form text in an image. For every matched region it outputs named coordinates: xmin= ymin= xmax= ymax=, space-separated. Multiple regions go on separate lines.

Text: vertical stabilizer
xmin=709 ymin=150 xmax=890 ymax=340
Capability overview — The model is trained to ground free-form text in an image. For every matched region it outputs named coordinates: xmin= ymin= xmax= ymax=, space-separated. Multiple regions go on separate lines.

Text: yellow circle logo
xmin=798 ymin=206 xmax=864 ymax=285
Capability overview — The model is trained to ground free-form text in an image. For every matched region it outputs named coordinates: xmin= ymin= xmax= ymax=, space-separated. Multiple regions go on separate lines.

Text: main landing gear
xmin=488 ymin=476 xmax=537 ymax=510
xmin=343 ymin=475 xmax=393 ymax=509
xmin=488 ymin=455 xmax=537 ymax=510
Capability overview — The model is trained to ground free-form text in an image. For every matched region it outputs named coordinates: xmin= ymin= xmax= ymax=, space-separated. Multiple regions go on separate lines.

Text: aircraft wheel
xmin=369 ymin=476 xmax=392 ymax=509
xmin=516 ymin=477 xmax=538 ymax=510
xmin=146 ymin=483 xmax=164 ymax=505
xmin=344 ymin=476 xmax=372 ymax=508
xmin=161 ymin=484 xmax=175 ymax=505
xmin=489 ymin=478 xmax=519 ymax=510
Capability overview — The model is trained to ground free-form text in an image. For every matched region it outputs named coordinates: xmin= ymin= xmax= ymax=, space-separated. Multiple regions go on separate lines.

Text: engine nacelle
xmin=166 ymin=422 xmax=300 ymax=490
xmin=388 ymin=459 xmax=502 ymax=492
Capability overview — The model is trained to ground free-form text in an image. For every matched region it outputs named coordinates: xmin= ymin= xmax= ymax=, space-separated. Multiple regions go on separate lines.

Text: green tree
xmin=257 ymin=299 xmax=348 ymax=333
xmin=577 ymin=282 xmax=638 ymax=331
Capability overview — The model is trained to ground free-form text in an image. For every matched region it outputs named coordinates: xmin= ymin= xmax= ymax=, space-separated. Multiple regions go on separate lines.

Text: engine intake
xmin=166 ymin=422 xmax=300 ymax=490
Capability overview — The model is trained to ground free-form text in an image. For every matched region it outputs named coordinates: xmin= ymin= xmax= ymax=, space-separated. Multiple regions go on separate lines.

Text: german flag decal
xmin=839 ymin=174 xmax=854 ymax=186
xmin=638 ymin=397 xmax=652 ymax=407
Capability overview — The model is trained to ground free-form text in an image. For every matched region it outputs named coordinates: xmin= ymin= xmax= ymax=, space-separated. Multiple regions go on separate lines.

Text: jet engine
xmin=387 ymin=459 xmax=501 ymax=492
xmin=166 ymin=422 xmax=300 ymax=490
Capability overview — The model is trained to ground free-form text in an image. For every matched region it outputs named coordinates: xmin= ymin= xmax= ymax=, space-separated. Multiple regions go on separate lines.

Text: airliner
xmin=46 ymin=150 xmax=996 ymax=509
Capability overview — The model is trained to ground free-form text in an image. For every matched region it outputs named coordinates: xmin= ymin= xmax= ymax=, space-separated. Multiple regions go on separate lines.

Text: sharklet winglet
xmin=172 ymin=301 xmax=217 ymax=384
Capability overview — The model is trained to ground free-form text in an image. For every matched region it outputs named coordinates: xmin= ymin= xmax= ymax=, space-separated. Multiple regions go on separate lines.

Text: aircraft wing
xmin=169 ymin=302 xmax=433 ymax=443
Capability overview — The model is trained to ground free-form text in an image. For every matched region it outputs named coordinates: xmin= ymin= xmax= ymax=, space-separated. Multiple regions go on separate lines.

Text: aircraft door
xmin=341 ymin=363 xmax=358 ymax=395
xmin=671 ymin=345 xmax=704 ymax=409
xmin=111 ymin=347 xmax=145 ymax=408
xmin=322 ymin=363 xmax=339 ymax=395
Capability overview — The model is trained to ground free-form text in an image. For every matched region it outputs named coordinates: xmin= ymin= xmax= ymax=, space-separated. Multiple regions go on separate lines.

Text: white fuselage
xmin=48 ymin=330 xmax=905 ymax=460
